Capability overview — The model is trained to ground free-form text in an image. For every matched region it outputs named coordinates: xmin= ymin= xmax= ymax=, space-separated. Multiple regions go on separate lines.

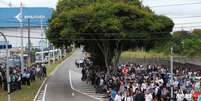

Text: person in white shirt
xmin=126 ymin=96 xmax=133 ymax=101
xmin=99 ymin=77 xmax=104 ymax=87
xmin=176 ymin=90 xmax=184 ymax=101
xmin=184 ymin=92 xmax=192 ymax=101
xmin=145 ymin=92 xmax=153 ymax=101
xmin=114 ymin=93 xmax=122 ymax=101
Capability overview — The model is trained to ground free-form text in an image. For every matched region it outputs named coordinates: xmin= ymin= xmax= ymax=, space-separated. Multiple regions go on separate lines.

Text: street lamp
xmin=0 ymin=32 xmax=11 ymax=101
xmin=170 ymin=47 xmax=174 ymax=101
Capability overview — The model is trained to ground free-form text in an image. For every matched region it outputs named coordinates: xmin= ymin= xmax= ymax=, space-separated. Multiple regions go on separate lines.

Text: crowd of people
xmin=0 ymin=64 xmax=46 ymax=93
xmin=80 ymin=60 xmax=201 ymax=101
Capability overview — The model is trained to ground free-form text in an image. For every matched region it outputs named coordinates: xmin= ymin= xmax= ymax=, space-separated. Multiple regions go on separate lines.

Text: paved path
xmin=70 ymin=70 xmax=108 ymax=101
xmin=41 ymin=50 xmax=105 ymax=101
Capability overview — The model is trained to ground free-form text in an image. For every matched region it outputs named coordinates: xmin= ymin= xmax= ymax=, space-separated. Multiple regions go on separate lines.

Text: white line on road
xmin=69 ymin=70 xmax=102 ymax=101
xmin=42 ymin=84 xmax=48 ymax=101
xmin=33 ymin=78 xmax=47 ymax=101
xmin=34 ymin=50 xmax=78 ymax=101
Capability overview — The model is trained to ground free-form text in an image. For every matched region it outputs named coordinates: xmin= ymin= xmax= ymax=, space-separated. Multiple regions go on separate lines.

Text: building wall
xmin=0 ymin=27 xmax=48 ymax=48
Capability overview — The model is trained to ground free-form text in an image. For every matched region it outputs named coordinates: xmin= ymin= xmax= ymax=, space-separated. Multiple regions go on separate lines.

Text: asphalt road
xmin=45 ymin=50 xmax=98 ymax=101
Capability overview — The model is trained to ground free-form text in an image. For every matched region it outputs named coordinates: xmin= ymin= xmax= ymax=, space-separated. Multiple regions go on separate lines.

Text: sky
xmin=0 ymin=0 xmax=201 ymax=31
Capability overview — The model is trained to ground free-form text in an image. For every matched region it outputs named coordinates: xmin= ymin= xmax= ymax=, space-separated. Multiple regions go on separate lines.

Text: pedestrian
xmin=26 ymin=71 xmax=31 ymax=86
xmin=0 ymin=70 xmax=3 ymax=88
xmin=134 ymin=89 xmax=145 ymax=101
xmin=36 ymin=64 xmax=40 ymax=78
xmin=42 ymin=64 xmax=47 ymax=77
xmin=198 ymin=93 xmax=201 ymax=101
xmin=22 ymin=71 xmax=26 ymax=85
xmin=176 ymin=90 xmax=184 ymax=101
xmin=110 ymin=88 xmax=117 ymax=101
xmin=145 ymin=91 xmax=153 ymax=101
xmin=81 ymin=68 xmax=86 ymax=81
xmin=16 ymin=73 xmax=21 ymax=90
xmin=114 ymin=92 xmax=122 ymax=101
xmin=192 ymin=90 xmax=200 ymax=101
xmin=31 ymin=66 xmax=36 ymax=81
xmin=11 ymin=73 xmax=17 ymax=92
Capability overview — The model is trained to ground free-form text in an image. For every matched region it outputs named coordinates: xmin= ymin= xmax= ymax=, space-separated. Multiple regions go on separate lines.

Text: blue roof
xmin=0 ymin=7 xmax=53 ymax=28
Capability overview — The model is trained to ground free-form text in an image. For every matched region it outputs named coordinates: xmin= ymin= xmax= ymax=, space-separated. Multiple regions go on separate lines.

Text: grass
xmin=0 ymin=78 xmax=43 ymax=101
xmin=120 ymin=50 xmax=168 ymax=59
xmin=0 ymin=50 xmax=75 ymax=101
xmin=46 ymin=51 xmax=74 ymax=76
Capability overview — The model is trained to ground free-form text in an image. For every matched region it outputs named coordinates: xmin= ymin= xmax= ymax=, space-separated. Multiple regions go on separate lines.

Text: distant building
xmin=0 ymin=7 xmax=53 ymax=48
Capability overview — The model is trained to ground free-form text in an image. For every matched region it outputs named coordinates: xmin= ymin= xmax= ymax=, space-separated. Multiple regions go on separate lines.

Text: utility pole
xmin=20 ymin=2 xmax=24 ymax=73
xmin=40 ymin=17 xmax=44 ymax=63
xmin=53 ymin=45 xmax=55 ymax=63
xmin=170 ymin=47 xmax=174 ymax=101
xmin=0 ymin=32 xmax=10 ymax=101
xmin=27 ymin=18 xmax=31 ymax=67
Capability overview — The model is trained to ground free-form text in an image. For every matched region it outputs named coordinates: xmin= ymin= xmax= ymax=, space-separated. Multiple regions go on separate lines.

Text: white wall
xmin=0 ymin=27 xmax=48 ymax=48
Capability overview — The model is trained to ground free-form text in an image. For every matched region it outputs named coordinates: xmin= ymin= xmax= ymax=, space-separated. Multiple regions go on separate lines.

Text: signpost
xmin=24 ymin=15 xmax=46 ymax=63
xmin=15 ymin=6 xmax=46 ymax=65
xmin=15 ymin=3 xmax=24 ymax=73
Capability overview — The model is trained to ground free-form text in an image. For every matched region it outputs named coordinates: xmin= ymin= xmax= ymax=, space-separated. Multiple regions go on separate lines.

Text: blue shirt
xmin=111 ymin=90 xmax=117 ymax=99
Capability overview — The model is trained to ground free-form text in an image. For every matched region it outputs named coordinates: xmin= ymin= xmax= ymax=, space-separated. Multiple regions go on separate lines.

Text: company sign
xmin=24 ymin=15 xmax=45 ymax=19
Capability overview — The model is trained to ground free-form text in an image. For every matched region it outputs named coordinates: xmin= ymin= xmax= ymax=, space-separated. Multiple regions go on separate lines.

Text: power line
xmin=171 ymin=15 xmax=201 ymax=19
xmin=1 ymin=25 xmax=201 ymax=37
xmin=1 ymin=19 xmax=201 ymax=28
xmin=150 ymin=2 xmax=201 ymax=8
xmin=175 ymin=22 xmax=201 ymax=25
xmin=0 ymin=33 xmax=174 ymax=40
xmin=174 ymin=25 xmax=201 ymax=28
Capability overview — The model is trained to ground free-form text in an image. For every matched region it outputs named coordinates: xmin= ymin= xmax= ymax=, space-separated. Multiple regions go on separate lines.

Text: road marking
xmin=69 ymin=70 xmax=75 ymax=96
xmin=69 ymin=70 xmax=102 ymax=101
xmin=34 ymin=50 xmax=78 ymax=101
xmin=42 ymin=84 xmax=47 ymax=101
xmin=33 ymin=78 xmax=47 ymax=101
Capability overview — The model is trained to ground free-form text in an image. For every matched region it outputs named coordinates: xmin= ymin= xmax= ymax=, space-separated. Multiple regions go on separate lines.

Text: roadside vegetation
xmin=121 ymin=29 xmax=201 ymax=60
xmin=121 ymin=50 xmax=168 ymax=59
xmin=159 ymin=29 xmax=201 ymax=57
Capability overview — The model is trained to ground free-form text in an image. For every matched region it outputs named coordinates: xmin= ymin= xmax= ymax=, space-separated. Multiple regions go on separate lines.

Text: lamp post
xmin=170 ymin=47 xmax=174 ymax=101
xmin=0 ymin=32 xmax=10 ymax=101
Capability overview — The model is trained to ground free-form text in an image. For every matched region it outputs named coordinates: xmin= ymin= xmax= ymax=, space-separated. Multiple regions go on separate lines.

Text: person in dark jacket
xmin=134 ymin=89 xmax=145 ymax=101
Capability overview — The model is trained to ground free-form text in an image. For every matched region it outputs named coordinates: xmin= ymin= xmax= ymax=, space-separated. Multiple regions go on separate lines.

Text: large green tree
xmin=46 ymin=0 xmax=174 ymax=71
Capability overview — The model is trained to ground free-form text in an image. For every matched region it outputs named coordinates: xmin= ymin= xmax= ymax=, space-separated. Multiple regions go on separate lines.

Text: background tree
xmin=164 ymin=29 xmax=201 ymax=57
xmin=46 ymin=0 xmax=174 ymax=72
xmin=192 ymin=29 xmax=201 ymax=38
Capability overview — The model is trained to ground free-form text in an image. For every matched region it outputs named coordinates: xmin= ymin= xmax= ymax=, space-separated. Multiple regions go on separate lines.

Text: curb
xmin=50 ymin=50 xmax=77 ymax=76
xmin=33 ymin=78 xmax=48 ymax=101
xmin=33 ymin=50 xmax=77 ymax=101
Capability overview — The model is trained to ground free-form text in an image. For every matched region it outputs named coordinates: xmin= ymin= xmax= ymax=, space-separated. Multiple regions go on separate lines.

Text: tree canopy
xmin=46 ymin=0 xmax=174 ymax=71
xmin=170 ymin=30 xmax=201 ymax=57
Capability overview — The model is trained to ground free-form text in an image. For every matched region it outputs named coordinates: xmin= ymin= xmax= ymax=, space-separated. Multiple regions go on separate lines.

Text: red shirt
xmin=192 ymin=91 xmax=200 ymax=101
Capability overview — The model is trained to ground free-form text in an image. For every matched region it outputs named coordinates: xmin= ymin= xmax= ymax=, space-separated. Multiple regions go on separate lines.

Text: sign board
xmin=24 ymin=15 xmax=45 ymax=19
xmin=0 ymin=45 xmax=12 ymax=49
xmin=0 ymin=7 xmax=52 ymax=27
